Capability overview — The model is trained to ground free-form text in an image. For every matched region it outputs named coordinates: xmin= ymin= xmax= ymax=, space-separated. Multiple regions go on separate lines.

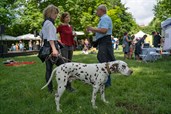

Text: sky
xmin=121 ymin=0 xmax=157 ymax=26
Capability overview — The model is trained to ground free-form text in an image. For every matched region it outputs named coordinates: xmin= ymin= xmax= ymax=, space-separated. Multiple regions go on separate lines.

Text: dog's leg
xmin=55 ymin=83 xmax=66 ymax=112
xmin=91 ymin=85 xmax=100 ymax=109
xmin=100 ymin=85 xmax=109 ymax=104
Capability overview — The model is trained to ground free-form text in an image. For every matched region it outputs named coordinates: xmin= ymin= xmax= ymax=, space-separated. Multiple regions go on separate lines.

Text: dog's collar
xmin=105 ymin=63 xmax=111 ymax=74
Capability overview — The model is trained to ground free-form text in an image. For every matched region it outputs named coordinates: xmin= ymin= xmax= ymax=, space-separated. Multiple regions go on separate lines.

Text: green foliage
xmin=0 ymin=0 xmax=16 ymax=26
xmin=144 ymin=0 xmax=171 ymax=33
xmin=2 ymin=0 xmax=138 ymax=37
xmin=139 ymin=26 xmax=155 ymax=35
xmin=108 ymin=6 xmax=139 ymax=37
xmin=154 ymin=0 xmax=171 ymax=21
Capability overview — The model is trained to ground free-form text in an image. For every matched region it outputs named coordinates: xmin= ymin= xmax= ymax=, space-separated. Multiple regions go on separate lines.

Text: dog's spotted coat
xmin=41 ymin=60 xmax=133 ymax=112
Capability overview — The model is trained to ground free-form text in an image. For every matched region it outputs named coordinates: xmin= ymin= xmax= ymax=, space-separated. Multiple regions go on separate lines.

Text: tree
xmin=4 ymin=0 xmax=138 ymax=38
xmin=145 ymin=0 xmax=171 ymax=33
xmin=154 ymin=0 xmax=171 ymax=21
xmin=0 ymin=0 xmax=17 ymax=28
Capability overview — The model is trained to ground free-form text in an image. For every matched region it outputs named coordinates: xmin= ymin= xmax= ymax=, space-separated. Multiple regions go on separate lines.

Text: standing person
xmin=122 ymin=32 xmax=132 ymax=59
xmin=11 ymin=44 xmax=16 ymax=51
xmin=152 ymin=31 xmax=161 ymax=48
xmin=111 ymin=36 xmax=115 ymax=49
xmin=129 ymin=43 xmax=133 ymax=59
xmin=87 ymin=5 xmax=115 ymax=87
xmin=36 ymin=41 xmax=40 ymax=50
xmin=41 ymin=5 xmax=65 ymax=93
xmin=84 ymin=39 xmax=89 ymax=50
xmin=115 ymin=39 xmax=119 ymax=50
xmin=82 ymin=39 xmax=89 ymax=55
xmin=135 ymin=35 xmax=147 ymax=61
xmin=19 ymin=40 xmax=23 ymax=51
xmin=29 ymin=40 xmax=32 ymax=51
xmin=15 ymin=43 xmax=19 ymax=51
xmin=57 ymin=12 xmax=75 ymax=91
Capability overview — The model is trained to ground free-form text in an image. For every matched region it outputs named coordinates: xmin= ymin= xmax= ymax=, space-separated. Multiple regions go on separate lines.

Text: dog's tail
xmin=41 ymin=67 xmax=57 ymax=90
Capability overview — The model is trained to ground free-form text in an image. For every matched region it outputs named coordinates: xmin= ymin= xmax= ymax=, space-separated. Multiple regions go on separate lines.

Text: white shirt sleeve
xmin=42 ymin=20 xmax=57 ymax=41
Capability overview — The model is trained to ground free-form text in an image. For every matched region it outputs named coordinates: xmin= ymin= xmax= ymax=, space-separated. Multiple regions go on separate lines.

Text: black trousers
xmin=97 ymin=35 xmax=116 ymax=86
xmin=97 ymin=35 xmax=115 ymax=62
xmin=61 ymin=45 xmax=73 ymax=62
xmin=45 ymin=57 xmax=65 ymax=92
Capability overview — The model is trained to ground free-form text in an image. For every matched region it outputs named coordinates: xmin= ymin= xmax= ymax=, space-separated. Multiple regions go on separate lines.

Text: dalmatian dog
xmin=41 ymin=60 xmax=133 ymax=112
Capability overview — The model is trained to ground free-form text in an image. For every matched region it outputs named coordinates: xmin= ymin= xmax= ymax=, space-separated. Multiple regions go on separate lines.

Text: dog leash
xmin=45 ymin=53 xmax=72 ymax=64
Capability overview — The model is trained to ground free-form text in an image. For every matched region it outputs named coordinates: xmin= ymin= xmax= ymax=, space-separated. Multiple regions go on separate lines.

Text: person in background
xmin=135 ymin=35 xmax=147 ymax=61
xmin=152 ymin=31 xmax=161 ymax=48
xmin=129 ymin=43 xmax=133 ymax=59
xmin=111 ymin=36 xmax=115 ymax=48
xmin=115 ymin=39 xmax=119 ymax=50
xmin=15 ymin=43 xmax=19 ymax=51
xmin=57 ymin=12 xmax=75 ymax=92
xmin=11 ymin=44 xmax=16 ymax=51
xmin=32 ymin=42 xmax=36 ymax=50
xmin=19 ymin=41 xmax=24 ymax=51
xmin=131 ymin=35 xmax=136 ymax=49
xmin=87 ymin=5 xmax=115 ymax=87
xmin=82 ymin=39 xmax=89 ymax=55
xmin=77 ymin=40 xmax=82 ymax=50
xmin=130 ymin=35 xmax=135 ymax=59
xmin=29 ymin=40 xmax=32 ymax=51
xmin=128 ymin=34 xmax=132 ymax=46
xmin=84 ymin=39 xmax=89 ymax=50
xmin=36 ymin=41 xmax=40 ymax=50
xmin=122 ymin=32 xmax=132 ymax=59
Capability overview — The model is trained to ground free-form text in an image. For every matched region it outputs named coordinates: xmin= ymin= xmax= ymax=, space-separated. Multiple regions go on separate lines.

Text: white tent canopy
xmin=134 ymin=31 xmax=145 ymax=38
xmin=0 ymin=35 xmax=18 ymax=41
xmin=17 ymin=33 xmax=41 ymax=40
xmin=75 ymin=31 xmax=85 ymax=36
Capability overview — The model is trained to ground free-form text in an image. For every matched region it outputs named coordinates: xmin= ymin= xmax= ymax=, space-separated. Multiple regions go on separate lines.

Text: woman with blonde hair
xmin=41 ymin=5 xmax=64 ymax=92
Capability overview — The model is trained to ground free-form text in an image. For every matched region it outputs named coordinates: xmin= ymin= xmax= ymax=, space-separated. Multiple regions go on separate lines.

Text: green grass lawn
xmin=0 ymin=49 xmax=171 ymax=114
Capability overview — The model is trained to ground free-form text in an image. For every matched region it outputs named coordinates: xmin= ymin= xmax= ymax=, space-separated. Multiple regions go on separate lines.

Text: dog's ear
xmin=110 ymin=63 xmax=119 ymax=72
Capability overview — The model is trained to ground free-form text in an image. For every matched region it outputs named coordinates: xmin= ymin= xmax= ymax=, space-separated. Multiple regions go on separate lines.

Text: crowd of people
xmin=122 ymin=31 xmax=162 ymax=61
xmin=10 ymin=40 xmax=40 ymax=51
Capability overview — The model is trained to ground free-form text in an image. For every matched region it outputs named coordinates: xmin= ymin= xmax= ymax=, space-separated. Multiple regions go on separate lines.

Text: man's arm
xmin=87 ymin=27 xmax=108 ymax=34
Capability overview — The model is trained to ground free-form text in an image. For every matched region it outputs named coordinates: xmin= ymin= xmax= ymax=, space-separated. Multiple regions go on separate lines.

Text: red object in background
xmin=5 ymin=61 xmax=36 ymax=67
